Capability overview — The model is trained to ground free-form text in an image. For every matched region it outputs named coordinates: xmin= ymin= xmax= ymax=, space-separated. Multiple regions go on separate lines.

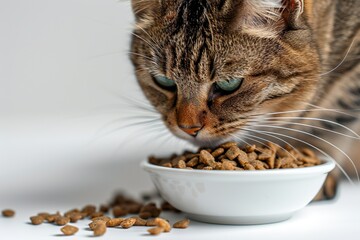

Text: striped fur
xmin=130 ymin=0 xmax=360 ymax=186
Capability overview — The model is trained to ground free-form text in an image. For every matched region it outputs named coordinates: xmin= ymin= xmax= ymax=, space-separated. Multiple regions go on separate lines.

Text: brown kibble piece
xmin=176 ymin=159 xmax=186 ymax=168
xmin=221 ymin=160 xmax=235 ymax=170
xmin=61 ymin=225 xmax=78 ymax=236
xmin=162 ymin=162 xmax=172 ymax=168
xmin=37 ymin=212 xmax=49 ymax=218
xmin=148 ymin=227 xmax=164 ymax=235
xmin=106 ymin=218 xmax=124 ymax=227
xmin=225 ymin=146 xmax=242 ymax=160
xmin=81 ymin=205 xmax=96 ymax=216
xmin=99 ymin=204 xmax=110 ymax=213
xmin=30 ymin=216 xmax=44 ymax=225
xmin=211 ymin=148 xmax=224 ymax=157
xmin=45 ymin=212 xmax=61 ymax=223
xmin=220 ymin=142 xmax=238 ymax=149
xmin=112 ymin=206 xmax=128 ymax=217
xmin=121 ymin=217 xmax=137 ymax=229
xmin=146 ymin=218 xmax=157 ymax=226
xmin=245 ymin=145 xmax=256 ymax=153
xmin=133 ymin=216 xmax=147 ymax=226
xmin=55 ymin=216 xmax=70 ymax=226
xmin=186 ymin=157 xmax=199 ymax=167
xmin=173 ymin=219 xmax=190 ymax=228
xmin=199 ymin=150 xmax=216 ymax=167
xmin=64 ymin=208 xmax=79 ymax=217
xmin=89 ymin=220 xmax=106 ymax=230
xmin=90 ymin=211 xmax=104 ymax=218
xmin=155 ymin=218 xmax=171 ymax=232
xmin=93 ymin=222 xmax=106 ymax=236
xmin=92 ymin=216 xmax=110 ymax=222
xmin=2 ymin=209 xmax=15 ymax=217
xmin=69 ymin=212 xmax=83 ymax=223
xmin=139 ymin=211 xmax=152 ymax=219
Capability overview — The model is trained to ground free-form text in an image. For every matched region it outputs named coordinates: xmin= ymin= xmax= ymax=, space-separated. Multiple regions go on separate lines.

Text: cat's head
xmin=130 ymin=0 xmax=320 ymax=146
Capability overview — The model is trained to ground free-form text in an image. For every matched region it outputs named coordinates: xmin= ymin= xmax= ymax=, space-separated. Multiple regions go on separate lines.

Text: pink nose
xmin=179 ymin=125 xmax=202 ymax=137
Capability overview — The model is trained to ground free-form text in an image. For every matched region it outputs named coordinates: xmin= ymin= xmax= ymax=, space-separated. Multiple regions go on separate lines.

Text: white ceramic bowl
xmin=141 ymin=158 xmax=335 ymax=225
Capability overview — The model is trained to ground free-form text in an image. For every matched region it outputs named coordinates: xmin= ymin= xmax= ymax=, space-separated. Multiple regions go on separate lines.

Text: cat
xmin=129 ymin=0 xmax=360 ymax=200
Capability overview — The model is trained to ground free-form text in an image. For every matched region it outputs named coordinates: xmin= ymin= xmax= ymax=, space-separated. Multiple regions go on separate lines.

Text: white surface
xmin=142 ymin=160 xmax=335 ymax=224
xmin=1 ymin=183 xmax=359 ymax=240
xmin=1 ymin=1 xmax=360 ymax=239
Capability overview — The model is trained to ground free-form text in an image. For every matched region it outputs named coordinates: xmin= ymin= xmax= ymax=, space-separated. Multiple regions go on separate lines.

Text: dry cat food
xmin=60 ymin=225 xmax=79 ymax=236
xmin=173 ymin=218 xmax=190 ymax=228
xmin=2 ymin=209 xmax=15 ymax=217
xmin=24 ymin=192 xmax=187 ymax=237
xmin=149 ymin=142 xmax=322 ymax=170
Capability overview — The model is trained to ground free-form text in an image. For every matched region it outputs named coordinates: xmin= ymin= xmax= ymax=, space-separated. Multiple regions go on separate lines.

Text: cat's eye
xmin=216 ymin=78 xmax=244 ymax=93
xmin=154 ymin=75 xmax=176 ymax=91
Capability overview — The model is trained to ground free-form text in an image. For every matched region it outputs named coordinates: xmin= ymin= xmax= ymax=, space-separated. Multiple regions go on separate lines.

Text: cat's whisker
xmin=127 ymin=51 xmax=157 ymax=63
xmin=93 ymin=115 xmax=161 ymax=138
xmin=235 ymin=128 xmax=299 ymax=161
xmin=114 ymin=125 xmax=170 ymax=155
xmin=131 ymin=32 xmax=158 ymax=51
xmin=92 ymin=118 xmax=163 ymax=143
xmin=247 ymin=124 xmax=359 ymax=181
xmin=229 ymin=133 xmax=255 ymax=147
xmin=247 ymin=119 xmax=360 ymax=140
xmin=134 ymin=23 xmax=157 ymax=46
xmin=249 ymin=116 xmax=360 ymax=139
xmin=248 ymin=108 xmax=359 ymax=118
xmin=116 ymin=95 xmax=158 ymax=114
xmin=302 ymin=102 xmax=360 ymax=116
xmin=243 ymin=128 xmax=354 ymax=184
xmin=320 ymin=37 xmax=356 ymax=76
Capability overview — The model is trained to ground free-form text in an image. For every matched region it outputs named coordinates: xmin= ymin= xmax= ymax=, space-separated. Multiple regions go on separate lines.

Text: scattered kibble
xmin=30 ymin=216 xmax=44 ymax=225
xmin=2 ymin=209 xmax=15 ymax=217
xmin=155 ymin=218 xmax=171 ymax=232
xmin=120 ymin=217 xmax=137 ymax=229
xmin=173 ymin=219 xmax=190 ymax=228
xmin=106 ymin=218 xmax=124 ymax=227
xmin=24 ymin=192 xmax=184 ymax=237
xmin=61 ymin=225 xmax=78 ymax=236
xmin=148 ymin=227 xmax=164 ymax=235
xmin=93 ymin=221 xmax=107 ymax=236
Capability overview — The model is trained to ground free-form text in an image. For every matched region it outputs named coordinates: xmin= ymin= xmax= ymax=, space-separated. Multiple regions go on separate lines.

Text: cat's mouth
xmin=171 ymin=125 xmax=241 ymax=148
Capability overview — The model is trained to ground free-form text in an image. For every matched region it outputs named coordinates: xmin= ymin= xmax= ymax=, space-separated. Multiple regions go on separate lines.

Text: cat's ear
xmin=232 ymin=0 xmax=305 ymax=38
xmin=131 ymin=0 xmax=161 ymax=21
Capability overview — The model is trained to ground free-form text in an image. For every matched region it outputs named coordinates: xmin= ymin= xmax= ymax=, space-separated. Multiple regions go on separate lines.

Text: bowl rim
xmin=141 ymin=157 xmax=335 ymax=177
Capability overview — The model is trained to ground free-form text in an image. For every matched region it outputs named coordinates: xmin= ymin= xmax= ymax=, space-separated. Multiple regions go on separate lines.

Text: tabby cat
xmin=129 ymin=0 xmax=360 ymax=199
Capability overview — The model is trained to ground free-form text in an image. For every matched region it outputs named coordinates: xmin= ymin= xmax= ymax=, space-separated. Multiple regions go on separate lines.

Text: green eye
xmin=216 ymin=78 xmax=243 ymax=92
xmin=154 ymin=75 xmax=176 ymax=89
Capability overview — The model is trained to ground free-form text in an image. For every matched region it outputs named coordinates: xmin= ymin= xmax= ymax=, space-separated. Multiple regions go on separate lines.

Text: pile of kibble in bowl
xmin=149 ymin=142 xmax=322 ymax=170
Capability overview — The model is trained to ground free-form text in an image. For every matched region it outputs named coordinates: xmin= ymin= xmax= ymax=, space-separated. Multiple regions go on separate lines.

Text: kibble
xmin=106 ymin=218 xmax=124 ymax=227
xmin=2 ymin=209 xmax=15 ymax=217
xmin=93 ymin=222 xmax=106 ymax=236
xmin=120 ymin=217 xmax=137 ymax=229
xmin=25 ymin=192 xmax=188 ymax=237
xmin=61 ymin=225 xmax=79 ymax=236
xmin=148 ymin=227 xmax=164 ymax=235
xmin=55 ymin=216 xmax=70 ymax=226
xmin=155 ymin=218 xmax=171 ymax=232
xmin=30 ymin=216 xmax=44 ymax=225
xmin=150 ymin=142 xmax=321 ymax=170
xmin=173 ymin=219 xmax=190 ymax=228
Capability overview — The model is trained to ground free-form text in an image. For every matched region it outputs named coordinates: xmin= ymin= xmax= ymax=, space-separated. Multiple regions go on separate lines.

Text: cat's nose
xmin=179 ymin=125 xmax=202 ymax=137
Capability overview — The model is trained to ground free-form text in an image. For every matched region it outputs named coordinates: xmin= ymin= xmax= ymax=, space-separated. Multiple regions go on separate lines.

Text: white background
xmin=0 ymin=1 xmax=359 ymax=239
